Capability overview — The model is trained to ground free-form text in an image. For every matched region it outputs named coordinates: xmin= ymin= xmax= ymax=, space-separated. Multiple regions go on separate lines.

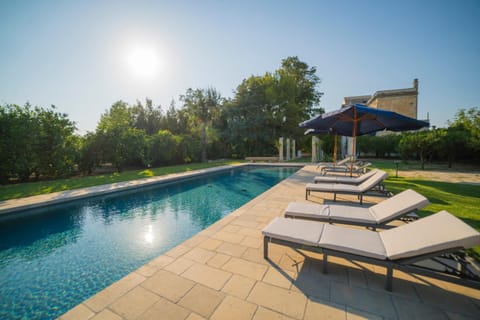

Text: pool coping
xmin=0 ymin=162 xmax=304 ymax=218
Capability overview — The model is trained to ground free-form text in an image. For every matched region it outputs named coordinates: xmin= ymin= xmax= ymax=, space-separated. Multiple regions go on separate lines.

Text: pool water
xmin=0 ymin=166 xmax=298 ymax=319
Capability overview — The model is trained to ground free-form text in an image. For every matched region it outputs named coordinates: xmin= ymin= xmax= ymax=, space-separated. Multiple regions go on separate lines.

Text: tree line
xmin=354 ymin=107 xmax=480 ymax=168
xmin=2 ymin=55 xmax=478 ymax=184
xmin=0 ymin=57 xmax=323 ymax=183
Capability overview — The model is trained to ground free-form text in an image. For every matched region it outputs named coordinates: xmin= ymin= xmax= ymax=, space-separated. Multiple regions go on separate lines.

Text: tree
xmin=0 ymin=103 xmax=77 ymax=182
xmin=221 ymin=56 xmax=323 ymax=157
xmin=448 ymin=107 xmax=480 ymax=158
xmin=399 ymin=130 xmax=440 ymax=169
xmin=181 ymin=88 xmax=222 ymax=162
xmin=131 ymin=98 xmax=163 ymax=135
xmin=95 ymin=101 xmax=148 ymax=171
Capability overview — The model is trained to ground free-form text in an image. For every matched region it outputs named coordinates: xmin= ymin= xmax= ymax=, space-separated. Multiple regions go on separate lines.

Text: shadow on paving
xmin=265 ymin=250 xmax=480 ymax=319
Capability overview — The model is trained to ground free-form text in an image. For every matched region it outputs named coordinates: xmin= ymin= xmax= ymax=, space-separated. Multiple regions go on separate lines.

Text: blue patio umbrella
xmin=300 ymin=104 xmax=429 ymax=174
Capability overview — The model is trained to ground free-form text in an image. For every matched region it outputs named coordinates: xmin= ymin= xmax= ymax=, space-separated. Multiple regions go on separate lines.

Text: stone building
xmin=343 ymin=79 xmax=419 ymax=118
xmin=339 ymin=79 xmax=420 ymax=159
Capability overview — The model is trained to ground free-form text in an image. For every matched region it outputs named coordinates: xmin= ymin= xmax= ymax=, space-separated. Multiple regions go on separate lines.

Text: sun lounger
xmin=316 ymin=156 xmax=351 ymax=170
xmin=262 ymin=211 xmax=480 ymax=291
xmin=306 ymin=170 xmax=388 ymax=204
xmin=321 ymin=162 xmax=371 ymax=176
xmin=313 ymin=168 xmax=378 ymax=184
xmin=286 ymin=189 xmax=429 ymax=229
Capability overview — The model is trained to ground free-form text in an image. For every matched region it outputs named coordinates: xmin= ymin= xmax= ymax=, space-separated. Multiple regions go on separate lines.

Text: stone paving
xmin=32 ymin=165 xmax=480 ymax=319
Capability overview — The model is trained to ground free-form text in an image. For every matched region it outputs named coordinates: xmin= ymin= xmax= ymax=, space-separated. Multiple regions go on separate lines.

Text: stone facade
xmin=343 ymin=79 xmax=419 ymax=119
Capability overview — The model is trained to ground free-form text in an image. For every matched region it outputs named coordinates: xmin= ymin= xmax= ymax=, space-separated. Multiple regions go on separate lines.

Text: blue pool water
xmin=0 ymin=165 xmax=298 ymax=319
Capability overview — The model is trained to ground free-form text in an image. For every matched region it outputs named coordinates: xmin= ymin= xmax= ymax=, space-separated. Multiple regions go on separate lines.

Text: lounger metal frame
xmin=263 ymin=236 xmax=480 ymax=292
xmin=305 ymin=183 xmax=389 ymax=205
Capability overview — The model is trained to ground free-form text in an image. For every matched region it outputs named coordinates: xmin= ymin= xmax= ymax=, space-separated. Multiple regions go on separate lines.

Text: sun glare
xmin=126 ymin=45 xmax=161 ymax=78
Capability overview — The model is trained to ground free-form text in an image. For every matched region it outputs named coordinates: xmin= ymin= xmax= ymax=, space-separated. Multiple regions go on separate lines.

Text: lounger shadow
xmin=306 ymin=170 xmax=388 ymax=204
xmin=262 ymin=211 xmax=480 ymax=291
xmin=286 ymin=189 xmax=429 ymax=229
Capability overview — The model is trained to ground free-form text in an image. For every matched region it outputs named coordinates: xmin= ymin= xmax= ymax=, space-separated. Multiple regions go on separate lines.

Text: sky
xmin=1 ymin=0 xmax=479 ymax=134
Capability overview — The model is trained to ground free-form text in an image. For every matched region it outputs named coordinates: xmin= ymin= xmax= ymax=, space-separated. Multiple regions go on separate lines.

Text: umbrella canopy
xmin=299 ymin=104 xmax=429 ymax=137
xmin=300 ymin=104 xmax=429 ymax=175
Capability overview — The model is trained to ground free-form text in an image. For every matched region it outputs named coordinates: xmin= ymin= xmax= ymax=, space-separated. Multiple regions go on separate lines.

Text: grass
xmin=0 ymin=160 xmax=242 ymax=201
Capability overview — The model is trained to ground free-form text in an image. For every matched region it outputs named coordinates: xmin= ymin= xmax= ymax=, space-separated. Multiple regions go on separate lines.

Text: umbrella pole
xmin=333 ymin=134 xmax=337 ymax=164
xmin=351 ymin=108 xmax=358 ymax=177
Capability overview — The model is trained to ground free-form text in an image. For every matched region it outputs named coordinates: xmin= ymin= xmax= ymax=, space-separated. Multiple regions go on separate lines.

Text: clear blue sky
xmin=1 ymin=0 xmax=479 ymax=133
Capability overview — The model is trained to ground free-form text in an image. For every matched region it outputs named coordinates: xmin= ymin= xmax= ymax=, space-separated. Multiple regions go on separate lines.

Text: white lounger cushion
xmin=262 ymin=217 xmax=324 ymax=246
xmin=320 ymin=224 xmax=387 ymax=259
xmin=307 ymin=170 xmax=388 ymax=194
xmin=313 ymin=169 xmax=377 ymax=184
xmin=380 ymin=210 xmax=480 ymax=260
xmin=285 ymin=202 xmax=376 ymax=224
xmin=369 ymin=189 xmax=429 ymax=224
xmin=284 ymin=202 xmax=331 ymax=219
xmin=286 ymin=189 xmax=428 ymax=225
xmin=263 ymin=211 xmax=480 ymax=262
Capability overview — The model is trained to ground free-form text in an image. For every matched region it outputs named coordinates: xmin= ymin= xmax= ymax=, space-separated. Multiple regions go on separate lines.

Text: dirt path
xmin=396 ymin=170 xmax=480 ymax=185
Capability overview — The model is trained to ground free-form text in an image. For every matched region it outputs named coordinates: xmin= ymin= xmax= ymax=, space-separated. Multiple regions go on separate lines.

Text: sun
xmin=126 ymin=45 xmax=161 ymax=78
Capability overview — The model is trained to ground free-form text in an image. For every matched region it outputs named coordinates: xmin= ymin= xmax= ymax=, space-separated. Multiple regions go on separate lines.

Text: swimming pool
xmin=0 ymin=165 xmax=298 ymax=319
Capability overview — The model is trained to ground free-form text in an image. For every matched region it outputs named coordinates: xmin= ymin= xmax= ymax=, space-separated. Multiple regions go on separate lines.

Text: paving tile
xmin=415 ymin=283 xmax=480 ymax=316
xmin=181 ymin=262 xmax=232 ymax=290
xmin=330 ymin=281 xmax=396 ymax=318
xmin=148 ymin=255 xmax=175 ymax=268
xmin=137 ymin=297 xmax=190 ymax=320
xmin=183 ymin=247 xmax=216 ymax=264
xmin=222 ymin=257 xmax=268 ymax=280
xmin=207 ymin=253 xmax=231 ymax=268
xmin=109 ymin=286 xmax=160 ymax=320
xmin=446 ymin=311 xmax=480 ymax=320
xmin=216 ymin=242 xmax=249 ymax=257
xmin=230 ymin=218 xmax=262 ymax=229
xmin=164 ymin=257 xmax=196 ymax=275
xmin=247 ymin=282 xmax=307 ymax=319
xmin=307 ymin=258 xmax=349 ymax=285
xmin=185 ymin=314 xmax=207 ymax=320
xmin=292 ymin=266 xmax=331 ymax=300
xmin=182 ymin=235 xmax=208 ymax=248
xmin=178 ymin=284 xmax=225 ymax=318
xmin=141 ymin=270 xmax=195 ymax=302
xmin=262 ymin=266 xmax=296 ymax=289
xmin=392 ymin=295 xmax=448 ymax=320
xmin=211 ymin=230 xmax=245 ymax=243
xmin=91 ymin=309 xmax=123 ymax=320
xmin=277 ymin=251 xmax=306 ymax=274
xmin=346 ymin=307 xmax=384 ymax=320
xmin=221 ymin=274 xmax=256 ymax=299
xmin=59 ymin=304 xmax=95 ymax=320
xmin=84 ymin=272 xmax=146 ymax=312
xmin=211 ymin=295 xmax=257 ymax=320
xmin=198 ymin=238 xmax=223 ymax=251
xmin=165 ymin=245 xmax=190 ymax=258
xmin=252 ymin=307 xmax=296 ymax=320
xmin=237 ymin=227 xmax=262 ymax=238
xmin=136 ymin=263 xmax=159 ymax=277
xmin=222 ymin=224 xmax=242 ymax=233
xmin=241 ymin=236 xmax=263 ymax=248
xmin=304 ymin=298 xmax=346 ymax=320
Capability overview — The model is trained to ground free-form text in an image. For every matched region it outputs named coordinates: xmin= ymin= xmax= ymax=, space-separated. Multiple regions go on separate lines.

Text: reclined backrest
xmin=380 ymin=210 xmax=480 ymax=260
xmin=357 ymin=170 xmax=388 ymax=192
xmin=369 ymin=189 xmax=429 ymax=224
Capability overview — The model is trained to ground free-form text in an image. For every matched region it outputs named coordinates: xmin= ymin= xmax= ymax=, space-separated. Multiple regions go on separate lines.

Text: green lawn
xmin=0 ymin=160 xmax=242 ymax=201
